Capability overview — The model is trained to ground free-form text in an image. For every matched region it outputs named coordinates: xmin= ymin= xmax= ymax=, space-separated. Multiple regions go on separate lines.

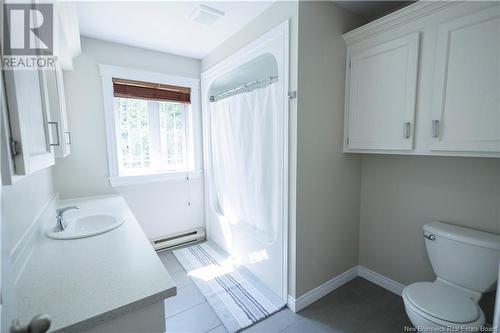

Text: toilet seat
xmin=403 ymin=282 xmax=480 ymax=323
xmin=403 ymin=299 xmax=485 ymax=331
xmin=402 ymin=282 xmax=485 ymax=330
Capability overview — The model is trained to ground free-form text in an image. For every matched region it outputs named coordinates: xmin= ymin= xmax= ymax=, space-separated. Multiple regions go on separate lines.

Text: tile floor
xmin=159 ymin=250 xmax=413 ymax=333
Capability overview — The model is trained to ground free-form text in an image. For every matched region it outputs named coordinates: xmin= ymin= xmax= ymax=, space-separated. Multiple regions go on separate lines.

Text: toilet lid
xmin=405 ymin=282 xmax=480 ymax=323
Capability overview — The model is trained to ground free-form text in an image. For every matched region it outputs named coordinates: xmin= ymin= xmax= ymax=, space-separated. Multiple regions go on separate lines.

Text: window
xmin=114 ymin=98 xmax=190 ymax=175
xmin=100 ymin=65 xmax=201 ymax=186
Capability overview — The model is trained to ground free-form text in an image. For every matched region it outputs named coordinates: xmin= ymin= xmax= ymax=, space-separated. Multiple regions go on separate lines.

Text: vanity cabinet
xmin=346 ymin=32 xmax=419 ymax=151
xmin=343 ymin=1 xmax=500 ymax=158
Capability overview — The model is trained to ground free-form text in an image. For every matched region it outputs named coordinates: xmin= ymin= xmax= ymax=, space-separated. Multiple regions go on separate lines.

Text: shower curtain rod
xmin=210 ymin=75 xmax=278 ymax=102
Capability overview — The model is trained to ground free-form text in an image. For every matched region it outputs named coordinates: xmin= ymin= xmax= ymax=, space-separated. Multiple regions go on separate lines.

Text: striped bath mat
xmin=173 ymin=242 xmax=285 ymax=332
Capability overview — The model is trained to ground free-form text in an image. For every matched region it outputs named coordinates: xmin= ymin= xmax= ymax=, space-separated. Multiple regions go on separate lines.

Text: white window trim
xmin=108 ymin=169 xmax=203 ymax=187
xmin=99 ymin=64 xmax=202 ymax=187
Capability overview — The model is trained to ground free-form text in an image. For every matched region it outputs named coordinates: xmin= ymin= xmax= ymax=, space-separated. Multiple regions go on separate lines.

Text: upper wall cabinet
xmin=343 ymin=1 xmax=500 ymax=158
xmin=3 ymin=69 xmax=55 ymax=176
xmin=430 ymin=8 xmax=500 ymax=153
xmin=346 ymin=32 xmax=419 ymax=151
xmin=54 ymin=2 xmax=81 ymax=71
xmin=1 ymin=2 xmax=80 ymax=183
xmin=46 ymin=64 xmax=71 ymax=158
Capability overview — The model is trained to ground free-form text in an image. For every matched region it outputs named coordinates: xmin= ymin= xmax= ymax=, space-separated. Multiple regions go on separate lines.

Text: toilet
xmin=403 ymin=222 xmax=500 ymax=331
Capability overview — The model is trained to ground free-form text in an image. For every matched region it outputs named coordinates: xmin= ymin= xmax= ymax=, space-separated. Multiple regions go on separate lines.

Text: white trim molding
xmin=357 ymin=266 xmax=405 ymax=296
xmin=108 ymin=169 xmax=203 ymax=187
xmin=98 ymin=64 xmax=203 ymax=187
xmin=343 ymin=1 xmax=456 ymax=45
xmin=287 ymin=266 xmax=359 ymax=312
xmin=287 ymin=265 xmax=405 ymax=313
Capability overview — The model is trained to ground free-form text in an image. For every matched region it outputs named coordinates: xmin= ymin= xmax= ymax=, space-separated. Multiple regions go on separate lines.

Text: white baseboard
xmin=287 ymin=266 xmax=358 ymax=312
xmin=287 ymin=265 xmax=405 ymax=313
xmin=357 ymin=265 xmax=405 ymax=296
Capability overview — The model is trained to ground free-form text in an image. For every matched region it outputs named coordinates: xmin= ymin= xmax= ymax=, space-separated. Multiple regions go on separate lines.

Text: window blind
xmin=112 ymin=78 xmax=191 ymax=104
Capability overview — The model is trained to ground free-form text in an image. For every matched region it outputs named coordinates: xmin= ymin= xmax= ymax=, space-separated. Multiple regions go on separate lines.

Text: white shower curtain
xmin=209 ymin=83 xmax=280 ymax=241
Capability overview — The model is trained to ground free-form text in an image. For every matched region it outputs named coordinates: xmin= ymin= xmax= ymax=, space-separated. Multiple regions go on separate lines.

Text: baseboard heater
xmin=152 ymin=228 xmax=206 ymax=251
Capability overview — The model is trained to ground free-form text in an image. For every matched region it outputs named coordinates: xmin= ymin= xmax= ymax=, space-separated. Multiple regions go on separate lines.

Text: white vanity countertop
xmin=16 ymin=195 xmax=176 ymax=332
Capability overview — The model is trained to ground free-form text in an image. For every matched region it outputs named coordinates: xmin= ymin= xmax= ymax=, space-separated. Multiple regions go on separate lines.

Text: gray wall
xmin=2 ymin=168 xmax=54 ymax=252
xmin=295 ymin=1 xmax=364 ymax=297
xmin=202 ymin=1 xmax=300 ymax=297
xmin=53 ymin=37 xmax=204 ymax=239
xmin=359 ymin=155 xmax=500 ymax=285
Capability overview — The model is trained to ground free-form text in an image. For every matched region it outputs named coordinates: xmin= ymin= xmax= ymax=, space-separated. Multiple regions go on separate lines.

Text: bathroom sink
xmin=46 ymin=214 xmax=124 ymax=240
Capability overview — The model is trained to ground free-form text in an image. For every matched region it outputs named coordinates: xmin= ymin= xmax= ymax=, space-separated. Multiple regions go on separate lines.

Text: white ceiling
xmin=76 ymin=1 xmax=275 ymax=59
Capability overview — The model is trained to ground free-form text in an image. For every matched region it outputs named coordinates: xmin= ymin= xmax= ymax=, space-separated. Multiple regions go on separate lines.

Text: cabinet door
xmin=346 ymin=32 xmax=420 ymax=151
xmin=430 ymin=7 xmax=500 ymax=153
xmin=3 ymin=69 xmax=55 ymax=175
xmin=46 ymin=65 xmax=71 ymax=158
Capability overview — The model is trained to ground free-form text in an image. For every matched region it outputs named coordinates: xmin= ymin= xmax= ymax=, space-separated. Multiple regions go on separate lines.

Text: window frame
xmin=99 ymin=64 xmax=202 ymax=187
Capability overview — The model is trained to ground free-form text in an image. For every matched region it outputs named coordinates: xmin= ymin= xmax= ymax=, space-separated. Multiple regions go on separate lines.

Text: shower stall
xmin=201 ymin=21 xmax=289 ymax=302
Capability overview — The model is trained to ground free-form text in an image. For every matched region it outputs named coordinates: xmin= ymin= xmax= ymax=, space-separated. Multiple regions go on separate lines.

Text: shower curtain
xmin=209 ymin=83 xmax=279 ymax=241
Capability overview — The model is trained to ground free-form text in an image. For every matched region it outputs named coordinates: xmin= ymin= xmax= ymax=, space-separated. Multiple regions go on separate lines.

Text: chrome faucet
xmin=55 ymin=206 xmax=79 ymax=232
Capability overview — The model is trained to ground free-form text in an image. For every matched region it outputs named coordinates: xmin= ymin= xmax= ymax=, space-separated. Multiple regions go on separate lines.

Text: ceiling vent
xmin=189 ymin=5 xmax=225 ymax=26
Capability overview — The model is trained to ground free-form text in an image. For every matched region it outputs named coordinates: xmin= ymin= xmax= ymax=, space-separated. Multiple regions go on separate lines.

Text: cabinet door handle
xmin=48 ymin=122 xmax=60 ymax=146
xmin=403 ymin=122 xmax=411 ymax=139
xmin=432 ymin=120 xmax=440 ymax=138
xmin=65 ymin=131 xmax=71 ymax=145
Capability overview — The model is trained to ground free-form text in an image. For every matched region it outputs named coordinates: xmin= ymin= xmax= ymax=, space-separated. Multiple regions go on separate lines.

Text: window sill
xmin=108 ymin=170 xmax=203 ymax=187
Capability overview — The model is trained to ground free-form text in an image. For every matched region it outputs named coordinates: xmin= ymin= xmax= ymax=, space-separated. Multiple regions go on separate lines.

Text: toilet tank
xmin=423 ymin=222 xmax=500 ymax=293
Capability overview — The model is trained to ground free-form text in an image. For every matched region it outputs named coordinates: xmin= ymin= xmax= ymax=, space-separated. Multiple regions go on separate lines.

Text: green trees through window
xmin=114 ymin=97 xmax=190 ymax=175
